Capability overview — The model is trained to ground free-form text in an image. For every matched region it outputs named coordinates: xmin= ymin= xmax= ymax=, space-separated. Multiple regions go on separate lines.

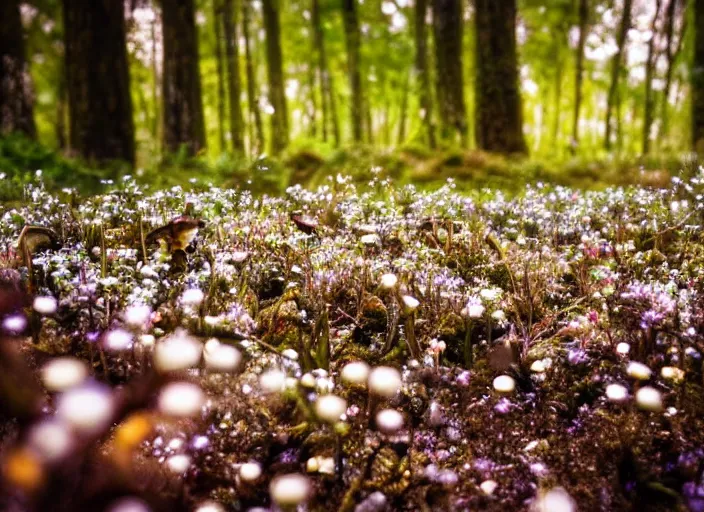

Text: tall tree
xmin=604 ymin=0 xmax=632 ymax=150
xmin=262 ymin=0 xmax=288 ymax=153
xmin=242 ymin=0 xmax=264 ymax=154
xmin=474 ymin=0 xmax=527 ymax=154
xmin=572 ymin=0 xmax=588 ymax=147
xmin=432 ymin=0 xmax=466 ymax=144
xmin=161 ymin=0 xmax=206 ymax=156
xmin=312 ymin=0 xmax=340 ymax=146
xmin=63 ymin=0 xmax=134 ymax=164
xmin=642 ymin=0 xmax=662 ymax=154
xmin=694 ymin=0 xmax=704 ymax=152
xmin=415 ymin=0 xmax=435 ymax=148
xmin=341 ymin=0 xmax=364 ymax=142
xmin=223 ymin=0 xmax=245 ymax=152
xmin=662 ymin=0 xmax=685 ymax=145
xmin=0 ymin=0 xmax=36 ymax=138
xmin=214 ymin=0 xmax=227 ymax=153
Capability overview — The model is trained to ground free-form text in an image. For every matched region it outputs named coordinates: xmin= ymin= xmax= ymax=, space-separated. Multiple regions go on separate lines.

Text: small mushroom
xmin=15 ymin=226 xmax=61 ymax=293
xmin=145 ymin=216 xmax=205 ymax=253
xmin=290 ymin=211 xmax=318 ymax=236
xmin=16 ymin=226 xmax=61 ymax=256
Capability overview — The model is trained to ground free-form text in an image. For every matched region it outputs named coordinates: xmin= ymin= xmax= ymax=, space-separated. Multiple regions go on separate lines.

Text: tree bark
xmin=312 ymin=0 xmax=340 ymax=146
xmin=694 ymin=0 xmax=704 ymax=152
xmin=432 ymin=0 xmax=466 ymax=144
xmin=262 ymin=0 xmax=288 ymax=153
xmin=342 ymin=0 xmax=364 ymax=142
xmin=662 ymin=0 xmax=684 ymax=145
xmin=224 ymin=0 xmax=245 ymax=153
xmin=308 ymin=61 xmax=318 ymax=137
xmin=151 ymin=9 xmax=160 ymax=155
xmin=0 ymin=0 xmax=36 ymax=139
xmin=242 ymin=0 xmax=264 ymax=154
xmin=643 ymin=0 xmax=662 ymax=155
xmin=213 ymin=0 xmax=227 ymax=153
xmin=604 ymin=0 xmax=632 ymax=151
xmin=397 ymin=68 xmax=410 ymax=145
xmin=572 ymin=0 xmax=588 ymax=148
xmin=56 ymin=64 xmax=67 ymax=149
xmin=63 ymin=0 xmax=134 ymax=164
xmin=161 ymin=0 xmax=206 ymax=156
xmin=415 ymin=0 xmax=435 ymax=148
xmin=474 ymin=0 xmax=527 ymax=154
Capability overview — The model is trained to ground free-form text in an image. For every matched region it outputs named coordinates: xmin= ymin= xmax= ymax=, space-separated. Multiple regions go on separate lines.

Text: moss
xmin=360 ymin=295 xmax=388 ymax=333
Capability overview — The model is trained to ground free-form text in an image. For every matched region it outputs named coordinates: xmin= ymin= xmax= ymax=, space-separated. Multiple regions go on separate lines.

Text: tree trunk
xmin=552 ymin=33 xmax=565 ymax=151
xmin=214 ymin=0 xmax=227 ymax=153
xmin=56 ymin=65 xmax=67 ymax=149
xmin=474 ymin=0 xmax=527 ymax=154
xmin=262 ymin=0 xmax=288 ymax=153
xmin=224 ymin=0 xmax=245 ymax=153
xmin=415 ymin=0 xmax=435 ymax=148
xmin=572 ymin=0 xmax=588 ymax=148
xmin=342 ymin=0 xmax=364 ymax=142
xmin=161 ymin=0 xmax=206 ymax=156
xmin=0 ymin=0 xmax=36 ymax=139
xmin=242 ymin=0 xmax=264 ymax=154
xmin=312 ymin=0 xmax=339 ymax=145
xmin=694 ymin=0 xmax=704 ymax=152
xmin=604 ymin=0 xmax=632 ymax=151
xmin=151 ymin=10 xmax=160 ymax=155
xmin=432 ymin=0 xmax=467 ymax=144
xmin=397 ymin=69 xmax=410 ymax=145
xmin=643 ymin=0 xmax=662 ymax=155
xmin=63 ymin=0 xmax=134 ymax=164
xmin=662 ymin=0 xmax=684 ymax=145
xmin=308 ymin=62 xmax=318 ymax=137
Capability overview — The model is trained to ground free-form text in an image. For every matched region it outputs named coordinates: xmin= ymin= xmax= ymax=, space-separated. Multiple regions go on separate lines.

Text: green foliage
xmin=0 ymin=134 xmax=113 ymax=200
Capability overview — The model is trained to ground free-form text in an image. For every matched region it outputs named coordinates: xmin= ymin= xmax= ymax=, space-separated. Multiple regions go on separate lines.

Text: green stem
xmin=464 ymin=318 xmax=473 ymax=369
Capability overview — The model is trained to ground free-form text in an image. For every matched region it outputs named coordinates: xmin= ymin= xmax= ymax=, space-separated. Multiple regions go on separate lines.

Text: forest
xmin=0 ymin=0 xmax=700 ymax=191
xmin=4 ymin=1 xmax=704 ymax=512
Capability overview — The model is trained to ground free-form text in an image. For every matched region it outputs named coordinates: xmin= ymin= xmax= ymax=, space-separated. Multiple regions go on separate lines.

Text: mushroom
xmin=145 ymin=216 xmax=205 ymax=253
xmin=15 ymin=226 xmax=61 ymax=293
xmin=16 ymin=226 xmax=61 ymax=257
xmin=289 ymin=211 xmax=318 ymax=236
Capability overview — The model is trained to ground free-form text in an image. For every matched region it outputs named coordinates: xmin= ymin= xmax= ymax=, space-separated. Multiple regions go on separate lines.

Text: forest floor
xmin=0 ymin=173 xmax=703 ymax=511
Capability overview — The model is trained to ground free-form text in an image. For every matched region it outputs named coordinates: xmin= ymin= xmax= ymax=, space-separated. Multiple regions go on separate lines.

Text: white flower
xmin=104 ymin=329 xmax=133 ymax=351
xmin=341 ymin=361 xmax=371 ymax=386
xmin=493 ymin=375 xmax=515 ymax=394
xmin=33 ymin=296 xmax=57 ymax=315
xmin=479 ymin=288 xmax=502 ymax=302
xmin=166 ymin=454 xmax=191 ymax=474
xmin=57 ymin=384 xmax=114 ymax=434
xmin=41 ymin=357 xmax=88 ymax=392
xmin=380 ymin=273 xmax=398 ymax=289
xmin=605 ymin=383 xmax=628 ymax=403
xmin=259 ymin=369 xmax=286 ymax=394
xmin=269 ymin=474 xmax=312 ymax=507
xmin=368 ymin=366 xmax=402 ymax=398
xmin=125 ymin=305 xmax=151 ymax=328
xmin=626 ymin=361 xmax=652 ymax=381
xmin=636 ymin=386 xmax=663 ymax=412
xmin=402 ymin=295 xmax=420 ymax=312
xmin=27 ymin=420 xmax=73 ymax=462
xmin=181 ymin=288 xmax=205 ymax=307
xmin=239 ymin=462 xmax=262 ymax=482
xmin=375 ymin=409 xmax=404 ymax=434
xmin=154 ymin=330 xmax=202 ymax=372
xmin=158 ymin=382 xmax=205 ymax=417
xmin=315 ymin=395 xmax=347 ymax=424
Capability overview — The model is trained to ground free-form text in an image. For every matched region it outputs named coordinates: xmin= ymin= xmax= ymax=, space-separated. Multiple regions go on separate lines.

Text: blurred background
xmin=0 ymin=0 xmax=699 ymax=194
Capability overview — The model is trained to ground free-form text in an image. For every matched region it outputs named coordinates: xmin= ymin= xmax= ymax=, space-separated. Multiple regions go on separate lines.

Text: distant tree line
xmin=0 ymin=0 xmax=699 ymax=166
